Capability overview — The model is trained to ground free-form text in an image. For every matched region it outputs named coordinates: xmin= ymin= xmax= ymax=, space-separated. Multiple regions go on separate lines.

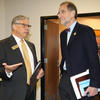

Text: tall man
xmin=0 ymin=15 xmax=44 ymax=100
xmin=57 ymin=1 xmax=100 ymax=100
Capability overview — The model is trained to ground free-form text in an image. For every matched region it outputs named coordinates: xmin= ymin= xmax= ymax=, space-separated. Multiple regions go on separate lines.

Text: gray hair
xmin=11 ymin=15 xmax=29 ymax=25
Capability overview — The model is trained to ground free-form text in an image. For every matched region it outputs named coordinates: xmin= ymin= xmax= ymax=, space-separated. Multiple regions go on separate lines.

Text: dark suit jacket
xmin=0 ymin=35 xmax=37 ymax=100
xmin=60 ymin=22 xmax=100 ymax=88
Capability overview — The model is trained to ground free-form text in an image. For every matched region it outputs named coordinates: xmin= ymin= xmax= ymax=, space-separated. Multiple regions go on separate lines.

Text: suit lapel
xmin=62 ymin=30 xmax=68 ymax=47
xmin=9 ymin=35 xmax=24 ymax=60
xmin=67 ymin=22 xmax=79 ymax=47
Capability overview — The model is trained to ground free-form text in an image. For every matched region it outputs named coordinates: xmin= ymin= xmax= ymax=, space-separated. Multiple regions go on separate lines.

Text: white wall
xmin=0 ymin=0 xmax=6 ymax=40
xmin=2 ymin=0 xmax=100 ymax=100
xmin=5 ymin=0 xmax=100 ymax=59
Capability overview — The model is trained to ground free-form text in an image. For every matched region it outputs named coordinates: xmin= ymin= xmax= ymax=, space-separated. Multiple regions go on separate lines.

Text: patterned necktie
xmin=65 ymin=28 xmax=70 ymax=32
xmin=64 ymin=28 xmax=70 ymax=44
xmin=21 ymin=40 xmax=32 ymax=85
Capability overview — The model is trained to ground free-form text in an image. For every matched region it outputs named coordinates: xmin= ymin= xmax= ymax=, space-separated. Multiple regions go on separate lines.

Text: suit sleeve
xmin=82 ymin=27 xmax=100 ymax=88
xmin=0 ymin=42 xmax=10 ymax=80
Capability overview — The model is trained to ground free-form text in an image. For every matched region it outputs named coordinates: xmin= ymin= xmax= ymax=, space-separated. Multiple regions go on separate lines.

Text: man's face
xmin=58 ymin=4 xmax=75 ymax=26
xmin=12 ymin=19 xmax=31 ymax=39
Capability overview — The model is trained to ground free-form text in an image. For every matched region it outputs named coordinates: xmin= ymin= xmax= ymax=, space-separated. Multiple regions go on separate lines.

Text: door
xmin=45 ymin=20 xmax=60 ymax=100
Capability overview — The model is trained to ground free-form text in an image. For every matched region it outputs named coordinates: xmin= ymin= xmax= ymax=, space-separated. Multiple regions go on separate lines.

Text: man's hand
xmin=2 ymin=63 xmax=23 ymax=73
xmin=84 ymin=87 xmax=98 ymax=97
xmin=37 ymin=68 xmax=44 ymax=79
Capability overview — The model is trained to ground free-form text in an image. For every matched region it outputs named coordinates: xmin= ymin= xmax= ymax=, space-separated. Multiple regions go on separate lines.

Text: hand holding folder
xmin=70 ymin=69 xmax=100 ymax=99
xmin=30 ymin=61 xmax=42 ymax=92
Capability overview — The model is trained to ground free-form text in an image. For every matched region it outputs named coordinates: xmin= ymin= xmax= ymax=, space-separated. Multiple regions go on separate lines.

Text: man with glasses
xmin=57 ymin=1 xmax=100 ymax=100
xmin=0 ymin=15 xmax=44 ymax=100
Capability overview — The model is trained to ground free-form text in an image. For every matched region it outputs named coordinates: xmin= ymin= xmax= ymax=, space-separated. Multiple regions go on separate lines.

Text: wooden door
xmin=45 ymin=20 xmax=60 ymax=100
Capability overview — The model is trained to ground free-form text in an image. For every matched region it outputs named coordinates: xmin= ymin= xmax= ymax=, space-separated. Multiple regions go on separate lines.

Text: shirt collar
xmin=69 ymin=21 xmax=77 ymax=33
xmin=12 ymin=34 xmax=23 ymax=43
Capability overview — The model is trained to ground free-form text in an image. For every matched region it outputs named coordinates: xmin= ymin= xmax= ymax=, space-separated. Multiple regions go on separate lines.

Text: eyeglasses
xmin=57 ymin=10 xmax=67 ymax=16
xmin=14 ymin=23 xmax=32 ymax=28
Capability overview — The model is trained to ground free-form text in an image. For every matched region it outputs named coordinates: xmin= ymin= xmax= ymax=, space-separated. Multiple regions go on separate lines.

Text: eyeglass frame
xmin=14 ymin=23 xmax=32 ymax=28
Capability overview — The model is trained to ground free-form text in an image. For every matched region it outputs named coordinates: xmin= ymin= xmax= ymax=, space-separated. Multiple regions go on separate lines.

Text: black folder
xmin=30 ymin=61 xmax=42 ymax=92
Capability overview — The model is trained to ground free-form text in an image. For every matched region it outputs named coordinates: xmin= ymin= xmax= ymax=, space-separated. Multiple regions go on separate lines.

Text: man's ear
xmin=12 ymin=24 xmax=16 ymax=30
xmin=71 ymin=10 xmax=75 ymax=18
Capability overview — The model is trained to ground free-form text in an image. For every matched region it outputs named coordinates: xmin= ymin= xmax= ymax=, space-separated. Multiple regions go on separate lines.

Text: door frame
xmin=40 ymin=12 xmax=100 ymax=100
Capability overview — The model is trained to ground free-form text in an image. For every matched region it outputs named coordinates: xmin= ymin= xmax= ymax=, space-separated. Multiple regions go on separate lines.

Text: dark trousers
xmin=25 ymin=85 xmax=36 ymax=100
xmin=59 ymin=72 xmax=94 ymax=100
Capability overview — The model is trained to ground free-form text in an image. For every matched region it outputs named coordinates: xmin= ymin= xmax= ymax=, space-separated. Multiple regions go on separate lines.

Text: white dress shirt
xmin=6 ymin=34 xmax=35 ymax=77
